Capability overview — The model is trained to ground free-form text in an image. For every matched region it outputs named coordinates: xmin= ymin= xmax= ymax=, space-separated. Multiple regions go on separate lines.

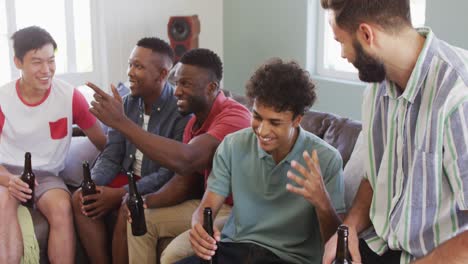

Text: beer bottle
xmin=201 ymin=207 xmax=217 ymax=264
xmin=126 ymin=171 xmax=147 ymax=236
xmin=81 ymin=161 xmax=97 ymax=205
xmin=333 ymin=225 xmax=352 ymax=264
xmin=20 ymin=152 xmax=35 ymax=208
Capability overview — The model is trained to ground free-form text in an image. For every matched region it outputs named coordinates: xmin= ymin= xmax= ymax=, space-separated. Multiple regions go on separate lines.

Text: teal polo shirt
xmin=208 ymin=127 xmax=346 ymax=264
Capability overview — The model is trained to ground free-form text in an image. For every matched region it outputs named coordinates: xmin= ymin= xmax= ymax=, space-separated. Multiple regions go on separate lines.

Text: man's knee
xmin=45 ymin=197 xmax=73 ymax=226
xmin=160 ymin=231 xmax=192 ymax=264
xmin=161 ymin=249 xmax=183 ymax=264
xmin=118 ymin=203 xmax=127 ymax=219
xmin=71 ymin=189 xmax=82 ymax=209
xmin=160 ymin=248 xmax=194 ymax=264
xmin=0 ymin=187 xmax=18 ymax=213
xmin=115 ymin=204 xmax=128 ymax=234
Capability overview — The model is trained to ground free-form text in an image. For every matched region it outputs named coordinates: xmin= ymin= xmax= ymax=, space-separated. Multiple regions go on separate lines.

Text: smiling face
xmin=14 ymin=43 xmax=56 ymax=92
xmin=329 ymin=12 xmax=386 ymax=83
xmin=252 ymin=100 xmax=302 ymax=162
xmin=173 ymin=64 xmax=213 ymax=116
xmin=127 ymin=46 xmax=165 ymax=97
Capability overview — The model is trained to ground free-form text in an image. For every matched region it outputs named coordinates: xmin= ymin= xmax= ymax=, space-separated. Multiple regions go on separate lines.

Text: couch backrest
xmin=301 ymin=111 xmax=361 ymax=167
xmin=229 ymin=92 xmax=362 ymax=167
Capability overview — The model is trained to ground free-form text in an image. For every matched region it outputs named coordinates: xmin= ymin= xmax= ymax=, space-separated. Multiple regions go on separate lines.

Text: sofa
xmin=30 ymin=95 xmax=362 ymax=263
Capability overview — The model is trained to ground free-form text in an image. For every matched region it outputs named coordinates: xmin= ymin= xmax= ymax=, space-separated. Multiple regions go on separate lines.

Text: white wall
xmin=146 ymin=0 xmax=224 ymax=57
xmin=223 ymin=0 xmax=310 ymax=95
xmin=97 ymin=0 xmax=223 ymax=88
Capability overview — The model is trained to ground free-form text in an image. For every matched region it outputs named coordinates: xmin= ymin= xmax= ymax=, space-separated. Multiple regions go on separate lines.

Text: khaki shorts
xmin=3 ymin=164 xmax=70 ymax=200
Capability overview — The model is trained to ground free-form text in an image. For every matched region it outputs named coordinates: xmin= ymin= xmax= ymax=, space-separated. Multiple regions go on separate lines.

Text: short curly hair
xmin=246 ymin=58 xmax=316 ymax=117
xmin=179 ymin=48 xmax=223 ymax=82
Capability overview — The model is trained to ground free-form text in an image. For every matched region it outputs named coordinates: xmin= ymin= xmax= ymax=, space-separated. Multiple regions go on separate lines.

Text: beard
xmin=352 ymin=40 xmax=386 ymax=83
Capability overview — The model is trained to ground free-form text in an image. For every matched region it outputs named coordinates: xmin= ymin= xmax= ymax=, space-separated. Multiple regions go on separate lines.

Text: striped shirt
xmin=361 ymin=28 xmax=468 ymax=263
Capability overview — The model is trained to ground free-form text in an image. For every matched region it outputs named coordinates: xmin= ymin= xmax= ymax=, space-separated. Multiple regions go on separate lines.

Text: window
xmin=0 ymin=1 xmax=10 ymax=86
xmin=0 ymin=0 xmax=97 ymax=86
xmin=316 ymin=0 xmax=427 ymax=81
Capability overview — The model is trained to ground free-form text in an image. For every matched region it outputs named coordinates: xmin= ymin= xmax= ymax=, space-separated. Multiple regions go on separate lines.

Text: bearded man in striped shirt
xmin=320 ymin=1 xmax=468 ymax=263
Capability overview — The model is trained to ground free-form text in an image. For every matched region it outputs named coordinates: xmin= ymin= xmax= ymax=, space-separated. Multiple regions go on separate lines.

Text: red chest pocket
xmin=49 ymin=117 xmax=68 ymax=139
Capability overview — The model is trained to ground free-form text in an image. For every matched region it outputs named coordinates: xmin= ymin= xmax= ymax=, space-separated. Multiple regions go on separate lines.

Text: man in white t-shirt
xmin=0 ymin=26 xmax=106 ymax=264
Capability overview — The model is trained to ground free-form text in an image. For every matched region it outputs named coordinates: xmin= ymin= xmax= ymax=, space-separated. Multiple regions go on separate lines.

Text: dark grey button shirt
xmin=91 ymin=82 xmax=190 ymax=194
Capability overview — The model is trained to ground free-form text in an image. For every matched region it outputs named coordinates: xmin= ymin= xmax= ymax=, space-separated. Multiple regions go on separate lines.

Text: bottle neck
xmin=127 ymin=173 xmax=138 ymax=195
xmin=24 ymin=156 xmax=32 ymax=172
xmin=83 ymin=165 xmax=92 ymax=181
xmin=204 ymin=211 xmax=213 ymax=226
xmin=336 ymin=232 xmax=349 ymax=261
xmin=203 ymin=208 xmax=214 ymax=236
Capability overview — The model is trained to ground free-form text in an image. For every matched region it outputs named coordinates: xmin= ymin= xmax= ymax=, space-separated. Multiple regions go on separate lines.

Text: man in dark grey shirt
xmin=71 ymin=37 xmax=190 ymax=264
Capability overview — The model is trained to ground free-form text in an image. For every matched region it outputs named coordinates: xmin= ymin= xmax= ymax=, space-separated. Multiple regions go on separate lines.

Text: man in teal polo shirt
xmin=176 ymin=59 xmax=345 ymax=264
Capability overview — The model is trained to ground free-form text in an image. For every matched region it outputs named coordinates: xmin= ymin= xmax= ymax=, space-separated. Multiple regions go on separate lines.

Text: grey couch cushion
xmin=300 ymin=110 xmax=362 ymax=167
xmin=59 ymin=136 xmax=100 ymax=187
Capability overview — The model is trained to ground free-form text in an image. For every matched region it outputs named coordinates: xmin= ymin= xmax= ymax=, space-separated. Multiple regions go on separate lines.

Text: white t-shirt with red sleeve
xmin=0 ymin=78 xmax=97 ymax=176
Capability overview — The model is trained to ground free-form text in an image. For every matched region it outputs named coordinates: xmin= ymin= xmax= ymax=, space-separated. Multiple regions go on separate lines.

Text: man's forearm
xmin=145 ymin=173 xmax=202 ymax=209
xmin=315 ymin=196 xmax=342 ymax=242
xmin=192 ymin=191 xmax=226 ymax=226
xmin=116 ymin=118 xmax=200 ymax=176
xmin=144 ymin=181 xmax=188 ymax=208
xmin=107 ymin=187 xmax=127 ymax=206
xmin=413 ymin=231 xmax=468 ymax=264
xmin=344 ymin=179 xmax=373 ymax=233
xmin=135 ymin=170 xmax=173 ymax=195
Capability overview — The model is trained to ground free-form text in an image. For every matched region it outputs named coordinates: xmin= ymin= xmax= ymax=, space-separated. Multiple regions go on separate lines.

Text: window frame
xmin=314 ymin=0 xmax=426 ymax=82
xmin=315 ymin=7 xmax=360 ymax=81
xmin=2 ymin=0 xmax=102 ymax=86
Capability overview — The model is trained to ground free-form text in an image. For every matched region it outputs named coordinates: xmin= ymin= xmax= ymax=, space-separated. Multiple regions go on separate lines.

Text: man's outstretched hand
xmin=87 ymin=82 xmax=126 ymax=129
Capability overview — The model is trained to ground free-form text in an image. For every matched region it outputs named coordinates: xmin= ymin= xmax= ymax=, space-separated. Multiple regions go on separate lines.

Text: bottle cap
xmin=337 ymin=224 xmax=349 ymax=236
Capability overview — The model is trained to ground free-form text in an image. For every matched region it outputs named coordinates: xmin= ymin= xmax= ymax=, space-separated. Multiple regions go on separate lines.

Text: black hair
xmin=179 ymin=48 xmax=223 ymax=82
xmin=246 ymin=58 xmax=316 ymax=117
xmin=11 ymin=26 xmax=57 ymax=61
xmin=136 ymin=37 xmax=175 ymax=65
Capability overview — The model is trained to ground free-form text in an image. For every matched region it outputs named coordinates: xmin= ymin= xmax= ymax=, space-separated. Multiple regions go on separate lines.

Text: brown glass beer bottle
xmin=201 ymin=207 xmax=217 ymax=264
xmin=126 ymin=171 xmax=147 ymax=236
xmin=333 ymin=225 xmax=352 ymax=264
xmin=81 ymin=161 xmax=97 ymax=205
xmin=20 ymin=152 xmax=35 ymax=208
